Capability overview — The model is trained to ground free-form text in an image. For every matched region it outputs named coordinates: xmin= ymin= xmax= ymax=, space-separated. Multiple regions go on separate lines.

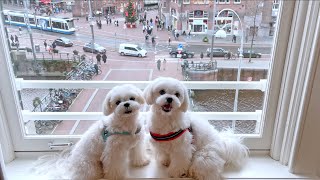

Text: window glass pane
xmin=0 ymin=0 xmax=281 ymax=136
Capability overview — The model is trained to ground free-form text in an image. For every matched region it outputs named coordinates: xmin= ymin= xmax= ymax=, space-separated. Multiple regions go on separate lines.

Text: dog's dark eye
xmin=115 ymin=100 xmax=121 ymax=105
xmin=130 ymin=97 xmax=135 ymax=101
xmin=175 ymin=93 xmax=180 ymax=97
xmin=159 ymin=89 xmax=166 ymax=95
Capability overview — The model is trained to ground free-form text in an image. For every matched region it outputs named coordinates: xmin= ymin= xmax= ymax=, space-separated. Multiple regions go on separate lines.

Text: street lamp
xmin=249 ymin=2 xmax=263 ymax=63
xmin=23 ymin=0 xmax=37 ymax=62
xmin=210 ymin=0 xmax=217 ymax=69
xmin=87 ymin=0 xmax=95 ymax=57
xmin=216 ymin=8 xmax=244 ymax=114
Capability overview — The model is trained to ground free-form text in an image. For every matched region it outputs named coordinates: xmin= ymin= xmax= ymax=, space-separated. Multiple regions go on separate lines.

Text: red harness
xmin=150 ymin=127 xmax=192 ymax=142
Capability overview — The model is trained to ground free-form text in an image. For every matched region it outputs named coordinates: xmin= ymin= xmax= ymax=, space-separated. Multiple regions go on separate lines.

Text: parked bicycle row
xmin=34 ymin=88 xmax=82 ymax=134
xmin=66 ymin=59 xmax=102 ymax=80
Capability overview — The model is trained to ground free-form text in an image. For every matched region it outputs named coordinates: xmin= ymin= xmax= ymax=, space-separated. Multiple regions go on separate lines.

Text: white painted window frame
xmin=3 ymin=1 xmax=318 ymax=173
xmin=0 ymin=0 xmax=285 ymax=155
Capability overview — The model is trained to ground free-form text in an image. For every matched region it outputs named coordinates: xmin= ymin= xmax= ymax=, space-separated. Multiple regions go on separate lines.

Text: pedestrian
xmin=52 ymin=41 xmax=56 ymax=49
xmin=162 ymin=22 xmax=165 ymax=30
xmin=102 ymin=53 xmax=107 ymax=64
xmin=162 ymin=59 xmax=167 ymax=71
xmin=10 ymin=35 xmax=14 ymax=43
xmin=99 ymin=20 xmax=102 ymax=29
xmin=157 ymin=59 xmax=161 ymax=71
xmin=106 ymin=18 xmax=109 ymax=25
xmin=109 ymin=18 xmax=111 ymax=24
xmin=44 ymin=40 xmax=47 ymax=51
xmin=200 ymin=52 xmax=204 ymax=60
xmin=14 ymin=35 xmax=19 ymax=43
xmin=232 ymin=35 xmax=236 ymax=43
xmin=116 ymin=20 xmax=119 ymax=27
xmin=188 ymin=31 xmax=191 ymax=38
xmin=168 ymin=37 xmax=171 ymax=46
xmin=96 ymin=53 xmax=101 ymax=65
xmin=94 ymin=63 xmax=99 ymax=75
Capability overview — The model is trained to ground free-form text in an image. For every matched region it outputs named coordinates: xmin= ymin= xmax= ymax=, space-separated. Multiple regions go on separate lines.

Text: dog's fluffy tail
xmin=30 ymin=148 xmax=71 ymax=179
xmin=219 ymin=130 xmax=249 ymax=168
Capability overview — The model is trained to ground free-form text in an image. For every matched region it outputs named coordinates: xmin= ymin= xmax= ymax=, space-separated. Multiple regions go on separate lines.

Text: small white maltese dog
xmin=143 ymin=77 xmax=248 ymax=180
xmin=33 ymin=84 xmax=150 ymax=180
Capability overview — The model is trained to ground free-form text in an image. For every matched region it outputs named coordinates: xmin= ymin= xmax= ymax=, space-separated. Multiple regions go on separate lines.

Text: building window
xmin=183 ymin=0 xmax=190 ymax=4
xmin=163 ymin=2 xmax=166 ymax=7
xmin=234 ymin=0 xmax=241 ymax=4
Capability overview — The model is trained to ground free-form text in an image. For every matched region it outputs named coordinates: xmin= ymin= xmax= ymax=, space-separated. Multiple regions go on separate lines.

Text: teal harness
xmin=102 ymin=126 xmax=142 ymax=142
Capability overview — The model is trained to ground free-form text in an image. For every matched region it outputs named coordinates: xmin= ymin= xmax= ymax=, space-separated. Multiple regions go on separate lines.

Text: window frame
xmin=234 ymin=0 xmax=241 ymax=4
xmin=0 ymin=0 xmax=295 ymax=156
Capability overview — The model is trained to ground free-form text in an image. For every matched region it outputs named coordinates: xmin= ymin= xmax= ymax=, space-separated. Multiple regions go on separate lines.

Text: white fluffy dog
xmin=33 ymin=84 xmax=150 ymax=180
xmin=143 ymin=77 xmax=248 ymax=180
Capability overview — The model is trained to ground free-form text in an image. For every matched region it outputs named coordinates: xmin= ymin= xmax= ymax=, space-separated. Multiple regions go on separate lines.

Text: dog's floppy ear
xmin=143 ymin=82 xmax=154 ymax=105
xmin=103 ymin=90 xmax=113 ymax=116
xmin=134 ymin=86 xmax=145 ymax=105
xmin=180 ymin=83 xmax=189 ymax=112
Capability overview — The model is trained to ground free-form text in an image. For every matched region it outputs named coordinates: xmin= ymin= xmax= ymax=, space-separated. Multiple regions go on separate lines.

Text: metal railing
xmin=16 ymin=78 xmax=266 ymax=134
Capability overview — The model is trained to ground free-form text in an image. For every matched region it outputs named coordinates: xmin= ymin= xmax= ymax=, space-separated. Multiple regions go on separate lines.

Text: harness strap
xmin=102 ymin=126 xmax=141 ymax=142
xmin=150 ymin=127 xmax=192 ymax=142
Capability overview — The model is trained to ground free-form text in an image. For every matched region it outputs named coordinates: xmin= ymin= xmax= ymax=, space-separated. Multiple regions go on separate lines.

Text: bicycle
xmin=224 ymin=52 xmax=236 ymax=60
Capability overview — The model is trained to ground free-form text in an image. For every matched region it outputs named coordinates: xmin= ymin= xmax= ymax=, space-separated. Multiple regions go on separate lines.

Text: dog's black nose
xmin=166 ymin=97 xmax=173 ymax=103
xmin=124 ymin=103 xmax=130 ymax=107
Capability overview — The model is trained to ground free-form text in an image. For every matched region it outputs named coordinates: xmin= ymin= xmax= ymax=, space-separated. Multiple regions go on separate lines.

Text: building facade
xmin=160 ymin=0 xmax=279 ymax=37
xmin=72 ymin=0 xmax=144 ymax=17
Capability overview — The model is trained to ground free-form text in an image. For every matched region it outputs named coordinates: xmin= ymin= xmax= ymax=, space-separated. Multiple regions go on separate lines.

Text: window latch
xmin=48 ymin=142 xmax=73 ymax=149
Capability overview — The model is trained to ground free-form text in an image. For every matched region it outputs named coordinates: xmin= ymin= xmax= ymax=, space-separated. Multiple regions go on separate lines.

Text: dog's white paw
xmin=132 ymin=157 xmax=150 ymax=167
xmin=168 ymin=167 xmax=188 ymax=178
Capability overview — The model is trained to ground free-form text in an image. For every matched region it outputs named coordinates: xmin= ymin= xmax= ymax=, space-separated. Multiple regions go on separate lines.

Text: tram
xmin=3 ymin=10 xmax=76 ymax=35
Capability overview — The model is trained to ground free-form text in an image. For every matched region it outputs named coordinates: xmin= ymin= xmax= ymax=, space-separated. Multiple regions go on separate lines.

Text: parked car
xmin=206 ymin=48 xmax=228 ymax=57
xmin=83 ymin=43 xmax=106 ymax=54
xmin=119 ymin=43 xmax=147 ymax=57
xmin=242 ymin=50 xmax=262 ymax=58
xmin=53 ymin=37 xmax=73 ymax=47
xmin=169 ymin=48 xmax=195 ymax=59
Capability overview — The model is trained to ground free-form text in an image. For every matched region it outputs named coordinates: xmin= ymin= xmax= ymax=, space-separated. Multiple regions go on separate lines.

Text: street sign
xmin=178 ymin=44 xmax=183 ymax=49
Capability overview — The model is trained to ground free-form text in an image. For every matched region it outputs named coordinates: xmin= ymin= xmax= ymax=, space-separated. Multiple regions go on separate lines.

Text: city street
xmin=4 ymin=5 xmax=273 ymax=135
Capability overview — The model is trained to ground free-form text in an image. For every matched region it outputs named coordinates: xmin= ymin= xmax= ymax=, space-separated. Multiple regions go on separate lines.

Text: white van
xmin=119 ymin=43 xmax=147 ymax=57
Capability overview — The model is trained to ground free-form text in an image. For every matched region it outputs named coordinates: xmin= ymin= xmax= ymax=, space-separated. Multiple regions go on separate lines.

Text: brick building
xmin=72 ymin=0 xmax=144 ymax=17
xmin=160 ymin=0 xmax=279 ymax=37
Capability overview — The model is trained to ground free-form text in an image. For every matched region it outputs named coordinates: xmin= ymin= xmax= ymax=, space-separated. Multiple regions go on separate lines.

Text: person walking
xmin=96 ymin=53 xmax=101 ymax=65
xmin=44 ymin=40 xmax=47 ymax=51
xmin=168 ymin=37 xmax=171 ymax=46
xmin=162 ymin=59 xmax=167 ymax=71
xmin=200 ymin=52 xmax=204 ymax=60
xmin=52 ymin=41 xmax=56 ymax=49
xmin=157 ymin=59 xmax=161 ymax=71
xmin=102 ymin=53 xmax=107 ymax=64
xmin=232 ymin=35 xmax=236 ymax=43
xmin=14 ymin=35 xmax=19 ymax=43
xmin=10 ymin=35 xmax=14 ymax=44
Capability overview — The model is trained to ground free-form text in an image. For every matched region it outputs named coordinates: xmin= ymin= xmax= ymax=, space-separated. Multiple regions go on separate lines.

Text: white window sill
xmin=4 ymin=152 xmax=311 ymax=180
